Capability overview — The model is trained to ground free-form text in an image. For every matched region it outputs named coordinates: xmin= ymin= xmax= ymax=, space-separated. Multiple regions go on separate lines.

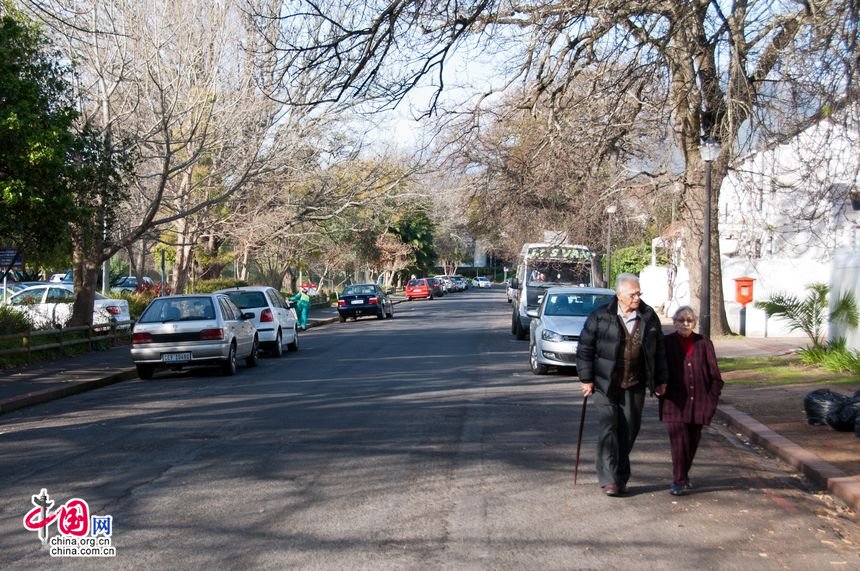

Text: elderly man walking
xmin=575 ymin=273 xmax=668 ymax=496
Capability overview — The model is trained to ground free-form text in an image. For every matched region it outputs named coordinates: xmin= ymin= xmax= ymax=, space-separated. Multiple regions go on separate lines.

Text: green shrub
xmin=113 ymin=290 xmax=158 ymax=321
xmin=798 ymin=339 xmax=860 ymax=374
xmin=195 ymin=278 xmax=248 ymax=293
xmin=0 ymin=306 xmax=32 ymax=335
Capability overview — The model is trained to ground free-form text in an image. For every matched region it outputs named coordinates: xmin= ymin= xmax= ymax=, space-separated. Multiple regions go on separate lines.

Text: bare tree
xmin=255 ymin=0 xmax=858 ymax=335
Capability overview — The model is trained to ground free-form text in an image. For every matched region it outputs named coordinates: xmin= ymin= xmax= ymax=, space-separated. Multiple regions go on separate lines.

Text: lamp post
xmin=605 ymin=203 xmax=617 ymax=287
xmin=699 ymin=137 xmax=721 ymax=338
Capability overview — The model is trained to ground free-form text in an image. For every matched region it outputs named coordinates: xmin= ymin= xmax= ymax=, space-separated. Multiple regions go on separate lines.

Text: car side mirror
xmin=526 ymin=309 xmax=539 ymax=319
xmin=511 ymin=278 xmax=520 ymax=290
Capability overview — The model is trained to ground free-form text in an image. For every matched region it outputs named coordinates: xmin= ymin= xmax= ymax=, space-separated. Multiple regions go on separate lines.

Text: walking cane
xmin=573 ymin=395 xmax=588 ymax=485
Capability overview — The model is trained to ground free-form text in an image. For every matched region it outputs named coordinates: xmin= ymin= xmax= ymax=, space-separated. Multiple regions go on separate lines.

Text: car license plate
xmin=350 ymin=300 xmax=364 ymax=304
xmin=162 ymin=352 xmax=192 ymax=363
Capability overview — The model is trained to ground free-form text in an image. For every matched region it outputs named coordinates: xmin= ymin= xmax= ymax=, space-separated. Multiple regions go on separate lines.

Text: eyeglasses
xmin=625 ymin=291 xmax=642 ymax=298
xmin=674 ymin=318 xmax=695 ymax=324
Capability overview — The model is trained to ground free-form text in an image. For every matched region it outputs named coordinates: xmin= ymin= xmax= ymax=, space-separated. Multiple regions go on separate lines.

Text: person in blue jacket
xmin=291 ymin=287 xmax=311 ymax=330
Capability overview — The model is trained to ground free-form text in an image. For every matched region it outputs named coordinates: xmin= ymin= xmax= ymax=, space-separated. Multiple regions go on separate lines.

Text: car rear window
xmin=223 ymin=291 xmax=267 ymax=309
xmin=139 ymin=297 xmax=216 ymax=323
xmin=343 ymin=285 xmax=375 ymax=295
xmin=408 ymin=279 xmax=426 ymax=287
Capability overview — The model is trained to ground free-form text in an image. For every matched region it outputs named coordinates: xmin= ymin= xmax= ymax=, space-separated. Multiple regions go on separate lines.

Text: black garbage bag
xmin=826 ymin=400 xmax=860 ymax=432
xmin=804 ymin=388 xmax=850 ymax=426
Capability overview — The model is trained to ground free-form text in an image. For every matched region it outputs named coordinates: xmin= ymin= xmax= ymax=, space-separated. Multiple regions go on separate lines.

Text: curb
xmin=0 ymin=369 xmax=137 ymax=416
xmin=716 ymin=404 xmax=860 ymax=516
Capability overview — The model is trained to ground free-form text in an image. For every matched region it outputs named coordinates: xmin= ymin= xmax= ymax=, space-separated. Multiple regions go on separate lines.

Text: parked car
xmin=434 ymin=275 xmax=454 ymax=293
xmin=473 ymin=276 xmax=492 ymax=288
xmin=450 ymin=275 xmax=468 ymax=291
xmin=506 ymin=278 xmax=515 ymax=303
xmin=405 ymin=278 xmax=435 ymax=300
xmin=216 ymin=286 xmax=298 ymax=356
xmin=427 ymin=278 xmax=445 ymax=297
xmin=527 ymin=286 xmax=615 ymax=375
xmin=6 ymin=283 xmax=131 ymax=330
xmin=130 ymin=294 xmax=258 ymax=379
xmin=111 ymin=275 xmax=155 ymax=292
xmin=1 ymin=281 xmax=48 ymax=301
xmin=337 ymin=283 xmax=394 ymax=321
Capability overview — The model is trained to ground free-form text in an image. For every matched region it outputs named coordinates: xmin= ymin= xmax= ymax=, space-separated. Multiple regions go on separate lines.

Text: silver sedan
xmin=527 ymin=287 xmax=615 ymax=375
xmin=131 ymin=294 xmax=258 ymax=379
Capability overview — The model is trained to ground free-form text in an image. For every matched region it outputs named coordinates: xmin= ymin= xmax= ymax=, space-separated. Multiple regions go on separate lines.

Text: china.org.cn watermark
xmin=22 ymin=489 xmax=116 ymax=557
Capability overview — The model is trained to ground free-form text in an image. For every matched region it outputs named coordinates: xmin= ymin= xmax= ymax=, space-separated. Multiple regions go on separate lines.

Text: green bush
xmin=195 ymin=278 xmax=249 ymax=293
xmin=113 ymin=290 xmax=159 ymax=321
xmin=0 ymin=306 xmax=32 ymax=335
xmin=799 ymin=339 xmax=860 ymax=374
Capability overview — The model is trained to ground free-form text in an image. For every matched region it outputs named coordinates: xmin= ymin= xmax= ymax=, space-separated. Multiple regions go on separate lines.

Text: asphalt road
xmin=2 ymin=287 xmax=859 ymax=568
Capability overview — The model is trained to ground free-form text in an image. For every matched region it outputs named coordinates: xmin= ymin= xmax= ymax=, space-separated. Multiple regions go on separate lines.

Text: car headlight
xmin=541 ymin=329 xmax=563 ymax=342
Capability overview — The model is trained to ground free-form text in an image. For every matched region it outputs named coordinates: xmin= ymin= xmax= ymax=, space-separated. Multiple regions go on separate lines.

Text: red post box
xmin=733 ymin=277 xmax=755 ymax=336
xmin=734 ymin=277 xmax=755 ymax=307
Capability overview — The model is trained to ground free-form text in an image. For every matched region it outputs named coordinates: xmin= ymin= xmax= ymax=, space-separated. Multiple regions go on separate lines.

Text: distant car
xmin=48 ymin=273 xmax=67 ymax=282
xmin=130 ymin=294 xmax=259 ymax=379
xmin=111 ymin=275 xmax=155 ymax=292
xmin=506 ymin=278 xmax=515 ymax=303
xmin=216 ymin=286 xmax=298 ymax=356
xmin=434 ymin=275 xmax=454 ymax=293
xmin=6 ymin=284 xmax=131 ymax=330
xmin=1 ymin=281 xmax=48 ymax=301
xmin=527 ymin=286 xmax=615 ymax=375
xmin=337 ymin=283 xmax=394 ymax=321
xmin=427 ymin=278 xmax=445 ymax=297
xmin=473 ymin=277 xmax=492 ymax=288
xmin=406 ymin=278 xmax=435 ymax=300
xmin=450 ymin=275 xmax=468 ymax=291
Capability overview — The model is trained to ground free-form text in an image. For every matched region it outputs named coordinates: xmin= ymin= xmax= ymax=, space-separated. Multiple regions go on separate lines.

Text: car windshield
xmin=139 ymin=297 xmax=216 ymax=323
xmin=543 ymin=293 xmax=613 ymax=317
xmin=223 ymin=291 xmax=267 ymax=309
xmin=343 ymin=285 xmax=375 ymax=296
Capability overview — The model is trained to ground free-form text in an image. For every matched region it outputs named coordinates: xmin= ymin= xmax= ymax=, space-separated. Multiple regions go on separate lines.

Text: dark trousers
xmin=591 ymin=385 xmax=646 ymax=487
xmin=665 ymin=422 xmax=704 ymax=485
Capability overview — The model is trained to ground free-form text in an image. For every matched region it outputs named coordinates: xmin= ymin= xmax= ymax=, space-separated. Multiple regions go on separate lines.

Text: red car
xmin=406 ymin=278 xmax=436 ymax=300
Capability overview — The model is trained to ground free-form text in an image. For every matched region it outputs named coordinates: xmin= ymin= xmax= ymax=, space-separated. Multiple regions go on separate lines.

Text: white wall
xmin=832 ymin=248 xmax=860 ymax=349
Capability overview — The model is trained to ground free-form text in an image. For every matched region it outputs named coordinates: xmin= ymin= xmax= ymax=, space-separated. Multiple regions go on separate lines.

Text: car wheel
xmin=287 ymin=326 xmax=299 ymax=351
xmin=136 ymin=364 xmax=155 ymax=380
xmin=271 ymin=330 xmax=284 ymax=358
xmin=339 ymin=314 xmax=347 ymax=323
xmin=429 ymin=293 xmax=433 ymax=300
xmin=511 ymin=312 xmax=518 ymax=335
xmin=221 ymin=342 xmax=238 ymax=376
xmin=377 ymin=309 xmax=385 ymax=319
xmin=530 ymin=344 xmax=548 ymax=375
xmin=386 ymin=304 xmax=393 ymax=319
xmin=245 ymin=336 xmax=259 ymax=367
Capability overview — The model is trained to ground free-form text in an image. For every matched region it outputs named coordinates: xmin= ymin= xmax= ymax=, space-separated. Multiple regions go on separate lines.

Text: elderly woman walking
xmin=660 ymin=305 xmax=724 ymax=496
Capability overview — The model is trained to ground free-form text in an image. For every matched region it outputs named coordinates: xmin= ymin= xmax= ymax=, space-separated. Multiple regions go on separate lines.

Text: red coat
xmin=659 ymin=332 xmax=724 ymax=425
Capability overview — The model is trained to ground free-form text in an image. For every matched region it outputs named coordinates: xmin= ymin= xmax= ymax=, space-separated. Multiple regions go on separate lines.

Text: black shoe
xmin=684 ymin=481 xmax=693 ymax=490
xmin=669 ymin=484 xmax=684 ymax=496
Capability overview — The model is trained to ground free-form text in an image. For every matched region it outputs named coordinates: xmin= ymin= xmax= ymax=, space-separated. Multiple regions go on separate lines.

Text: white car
xmin=216 ymin=286 xmax=299 ymax=356
xmin=527 ymin=286 xmax=615 ymax=375
xmin=473 ymin=276 xmax=492 ymax=288
xmin=7 ymin=284 xmax=131 ymax=330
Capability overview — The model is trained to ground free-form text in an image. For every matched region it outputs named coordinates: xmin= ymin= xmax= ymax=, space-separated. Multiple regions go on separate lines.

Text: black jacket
xmin=575 ymin=298 xmax=668 ymax=395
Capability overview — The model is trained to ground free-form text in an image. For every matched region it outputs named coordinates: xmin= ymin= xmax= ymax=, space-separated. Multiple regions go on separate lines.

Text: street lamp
xmin=605 ymin=203 xmax=617 ymax=287
xmin=699 ymin=137 xmax=721 ymax=338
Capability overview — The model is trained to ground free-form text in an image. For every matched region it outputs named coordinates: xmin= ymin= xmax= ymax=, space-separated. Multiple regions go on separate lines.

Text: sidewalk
xmin=1 ymin=319 xmax=858 ymax=515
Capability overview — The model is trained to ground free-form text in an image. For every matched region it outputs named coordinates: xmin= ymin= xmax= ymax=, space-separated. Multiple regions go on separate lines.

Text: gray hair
xmin=672 ymin=305 xmax=697 ymax=321
xmin=614 ymin=272 xmax=639 ymax=292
